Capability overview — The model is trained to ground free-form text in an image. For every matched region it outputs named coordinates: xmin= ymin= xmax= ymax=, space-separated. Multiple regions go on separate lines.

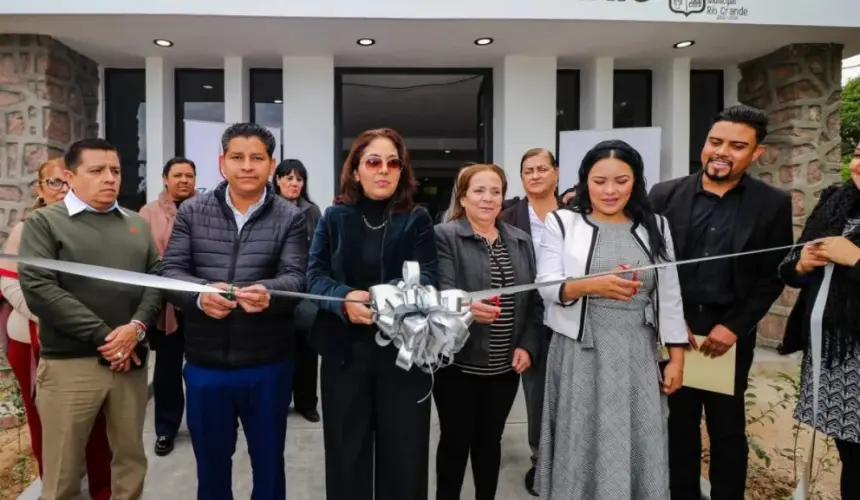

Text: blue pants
xmin=184 ymin=360 xmax=294 ymax=500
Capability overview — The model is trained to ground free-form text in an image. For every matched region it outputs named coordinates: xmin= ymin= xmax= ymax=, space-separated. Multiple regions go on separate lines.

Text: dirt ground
xmin=702 ymin=362 xmax=843 ymax=500
xmin=0 ymin=424 xmax=37 ymax=500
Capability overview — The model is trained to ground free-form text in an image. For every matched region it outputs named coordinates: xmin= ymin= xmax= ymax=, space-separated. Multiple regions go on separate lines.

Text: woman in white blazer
xmin=534 ymin=140 xmax=688 ymax=500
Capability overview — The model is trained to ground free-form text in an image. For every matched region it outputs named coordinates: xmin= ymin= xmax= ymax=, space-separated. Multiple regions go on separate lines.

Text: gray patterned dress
xmin=793 ymin=207 xmax=860 ymax=444
xmin=537 ymin=217 xmax=670 ymax=500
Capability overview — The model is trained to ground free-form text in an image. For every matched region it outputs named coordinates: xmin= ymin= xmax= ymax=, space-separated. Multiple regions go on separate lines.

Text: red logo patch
xmin=129 ymin=226 xmax=138 ymax=234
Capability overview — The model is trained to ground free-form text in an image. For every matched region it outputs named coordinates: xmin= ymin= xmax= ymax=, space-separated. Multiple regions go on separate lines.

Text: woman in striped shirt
xmin=433 ymin=163 xmax=544 ymax=500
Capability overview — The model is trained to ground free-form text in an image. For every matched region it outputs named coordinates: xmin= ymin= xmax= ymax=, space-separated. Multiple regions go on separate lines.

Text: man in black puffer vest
xmin=160 ymin=123 xmax=307 ymax=500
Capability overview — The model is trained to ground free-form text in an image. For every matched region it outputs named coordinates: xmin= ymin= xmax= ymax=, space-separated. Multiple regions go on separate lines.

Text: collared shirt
xmin=679 ymin=172 xmax=748 ymax=306
xmin=225 ymin=186 xmax=267 ymax=233
xmin=64 ymin=189 xmax=127 ymax=217
xmin=527 ymin=203 xmax=545 ymax=258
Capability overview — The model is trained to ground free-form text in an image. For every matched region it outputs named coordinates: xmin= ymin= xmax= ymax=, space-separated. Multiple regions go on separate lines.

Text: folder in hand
xmin=662 ymin=335 xmax=736 ymax=396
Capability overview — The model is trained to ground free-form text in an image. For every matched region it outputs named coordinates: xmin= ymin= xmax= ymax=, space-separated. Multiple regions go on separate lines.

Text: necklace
xmin=363 ymin=215 xmax=387 ymax=230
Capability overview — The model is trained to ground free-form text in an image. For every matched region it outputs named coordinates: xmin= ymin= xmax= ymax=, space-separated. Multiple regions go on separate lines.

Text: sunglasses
xmin=42 ymin=178 xmax=69 ymax=190
xmin=364 ymin=156 xmax=403 ymax=172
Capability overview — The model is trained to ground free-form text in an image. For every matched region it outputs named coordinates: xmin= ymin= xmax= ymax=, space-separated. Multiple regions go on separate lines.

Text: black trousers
xmin=152 ymin=320 xmax=186 ymax=439
xmin=836 ymin=439 xmax=860 ymax=499
xmin=668 ymin=305 xmax=756 ymax=500
xmin=291 ymin=328 xmax=319 ymax=412
xmin=320 ymin=340 xmax=431 ymax=500
xmin=433 ymin=366 xmax=520 ymax=500
xmin=522 ymin=329 xmax=550 ymax=464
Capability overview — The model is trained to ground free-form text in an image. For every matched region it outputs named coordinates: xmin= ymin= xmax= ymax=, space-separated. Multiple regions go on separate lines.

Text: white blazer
xmin=536 ymin=209 xmax=688 ymax=346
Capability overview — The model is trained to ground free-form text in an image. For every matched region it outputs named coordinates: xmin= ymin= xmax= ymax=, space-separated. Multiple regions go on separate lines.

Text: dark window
xmin=104 ymin=69 xmax=146 ymax=211
xmin=689 ymin=70 xmax=724 ymax=174
xmin=250 ymin=69 xmax=283 ymax=128
xmin=613 ymin=70 xmax=652 ymax=128
xmin=556 ymin=69 xmax=581 ymax=160
xmin=175 ymin=69 xmax=225 ymax=156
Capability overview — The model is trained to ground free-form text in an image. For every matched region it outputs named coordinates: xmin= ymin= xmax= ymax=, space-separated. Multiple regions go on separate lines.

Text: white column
xmin=145 ymin=57 xmax=175 ymax=203
xmin=723 ymin=65 xmax=741 ymax=108
xmin=493 ymin=55 xmax=558 ymax=198
xmin=97 ymin=65 xmax=105 ymax=138
xmin=224 ymin=56 xmax=249 ymax=123
xmin=579 ymin=57 xmax=615 ymax=130
xmin=282 ymin=56 xmax=335 ymax=209
xmin=652 ymin=57 xmax=691 ymax=181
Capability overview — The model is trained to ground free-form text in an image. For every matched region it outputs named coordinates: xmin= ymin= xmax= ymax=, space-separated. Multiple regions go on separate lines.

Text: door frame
xmin=333 ymin=67 xmax=494 ymax=193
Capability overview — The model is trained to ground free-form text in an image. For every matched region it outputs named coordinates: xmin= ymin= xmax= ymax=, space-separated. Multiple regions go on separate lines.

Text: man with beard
xmin=500 ymin=147 xmax=559 ymax=497
xmin=649 ymin=105 xmax=793 ymax=500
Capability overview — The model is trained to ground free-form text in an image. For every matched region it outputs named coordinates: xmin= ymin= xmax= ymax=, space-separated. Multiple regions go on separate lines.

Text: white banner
xmin=183 ymin=120 xmax=282 ymax=194
xmin=558 ymin=127 xmax=663 ymax=194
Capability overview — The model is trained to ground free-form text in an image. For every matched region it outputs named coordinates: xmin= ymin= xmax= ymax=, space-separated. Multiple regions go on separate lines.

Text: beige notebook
xmin=662 ymin=335 xmax=736 ymax=396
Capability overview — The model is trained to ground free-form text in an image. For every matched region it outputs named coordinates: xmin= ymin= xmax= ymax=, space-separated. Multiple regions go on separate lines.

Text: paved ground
xmin=21 ymin=347 xmax=798 ymax=499
xmin=139 ymin=383 xmax=536 ymax=499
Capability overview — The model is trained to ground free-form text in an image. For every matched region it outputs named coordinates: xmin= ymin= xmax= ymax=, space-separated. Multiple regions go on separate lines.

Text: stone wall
xmin=0 ymin=34 xmax=99 ymax=243
xmin=737 ymin=43 xmax=844 ymax=346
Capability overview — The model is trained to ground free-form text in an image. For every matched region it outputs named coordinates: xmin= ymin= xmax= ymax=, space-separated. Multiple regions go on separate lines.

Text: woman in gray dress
xmin=535 ymin=140 xmax=688 ymax=500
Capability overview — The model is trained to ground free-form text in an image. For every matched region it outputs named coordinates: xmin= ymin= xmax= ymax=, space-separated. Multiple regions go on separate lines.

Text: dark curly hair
xmin=568 ymin=139 xmax=670 ymax=262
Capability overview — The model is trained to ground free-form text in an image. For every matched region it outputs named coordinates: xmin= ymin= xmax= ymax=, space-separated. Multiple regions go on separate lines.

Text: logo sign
xmin=669 ymin=0 xmax=705 ymax=16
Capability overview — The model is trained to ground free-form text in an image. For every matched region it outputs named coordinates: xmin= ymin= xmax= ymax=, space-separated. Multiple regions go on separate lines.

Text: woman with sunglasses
xmin=0 ymin=159 xmax=114 ymax=500
xmin=307 ymin=128 xmax=439 ymax=500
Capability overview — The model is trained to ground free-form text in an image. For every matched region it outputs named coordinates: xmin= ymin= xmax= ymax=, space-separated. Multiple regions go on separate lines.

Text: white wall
xmin=652 ymin=57 xmax=691 ymax=181
xmin=139 ymin=53 xmax=721 ymax=204
xmin=8 ymin=0 xmax=859 ymax=27
xmin=144 ymin=56 xmax=175 ymax=203
xmin=493 ymin=56 xmax=558 ymax=198
xmin=282 ymin=57 xmax=335 ymax=209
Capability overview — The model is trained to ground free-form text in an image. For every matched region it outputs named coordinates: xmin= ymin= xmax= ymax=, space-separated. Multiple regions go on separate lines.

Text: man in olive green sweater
xmin=18 ymin=138 xmax=162 ymax=500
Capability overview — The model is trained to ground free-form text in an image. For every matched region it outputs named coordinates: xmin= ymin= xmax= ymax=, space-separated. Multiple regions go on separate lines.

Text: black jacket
xmin=160 ymin=181 xmax=308 ymax=368
xmin=649 ymin=173 xmax=794 ymax=341
xmin=306 ymin=204 xmax=438 ymax=361
xmin=434 ymin=218 xmax=543 ymax=365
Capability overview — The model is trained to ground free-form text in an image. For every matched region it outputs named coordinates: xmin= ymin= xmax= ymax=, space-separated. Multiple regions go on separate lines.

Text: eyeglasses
xmin=364 ymin=156 xmax=403 ymax=172
xmin=42 ymin=178 xmax=69 ymax=190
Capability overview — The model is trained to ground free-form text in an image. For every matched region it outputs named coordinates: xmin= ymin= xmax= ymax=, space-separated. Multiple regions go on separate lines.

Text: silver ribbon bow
xmin=370 ymin=261 xmax=473 ymax=378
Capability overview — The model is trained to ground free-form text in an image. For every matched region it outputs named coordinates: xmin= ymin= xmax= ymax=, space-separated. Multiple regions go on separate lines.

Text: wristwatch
xmin=130 ymin=320 xmax=147 ymax=342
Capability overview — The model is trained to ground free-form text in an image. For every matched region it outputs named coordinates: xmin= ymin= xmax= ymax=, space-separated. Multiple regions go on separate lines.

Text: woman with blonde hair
xmin=0 ymin=158 xmax=114 ymax=500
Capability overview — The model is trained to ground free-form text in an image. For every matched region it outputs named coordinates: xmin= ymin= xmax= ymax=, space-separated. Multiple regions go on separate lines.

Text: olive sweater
xmin=18 ymin=201 xmax=162 ymax=359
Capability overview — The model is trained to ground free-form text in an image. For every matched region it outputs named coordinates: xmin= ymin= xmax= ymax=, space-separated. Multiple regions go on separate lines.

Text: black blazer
xmin=500 ymin=197 xmax=531 ymax=234
xmin=649 ymin=173 xmax=794 ymax=340
xmin=305 ymin=204 xmax=439 ymax=361
xmin=434 ymin=218 xmax=543 ymax=365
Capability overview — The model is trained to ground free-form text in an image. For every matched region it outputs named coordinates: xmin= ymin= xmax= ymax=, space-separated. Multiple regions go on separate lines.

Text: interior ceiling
xmin=0 ymin=15 xmax=858 ymax=68
xmin=341 ymin=74 xmax=483 ymax=139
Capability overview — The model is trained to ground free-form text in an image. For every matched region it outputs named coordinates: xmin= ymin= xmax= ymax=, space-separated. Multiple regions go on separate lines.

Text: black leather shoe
xmin=154 ymin=436 xmax=174 ymax=457
xmin=299 ymin=408 xmax=321 ymax=423
xmin=524 ymin=466 xmax=538 ymax=496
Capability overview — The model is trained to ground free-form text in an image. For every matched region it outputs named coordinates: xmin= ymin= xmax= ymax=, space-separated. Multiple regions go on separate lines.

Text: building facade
xmin=1 ymin=0 xmax=859 ymax=342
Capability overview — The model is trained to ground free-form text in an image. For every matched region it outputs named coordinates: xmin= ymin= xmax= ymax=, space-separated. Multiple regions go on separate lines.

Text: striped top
xmin=457 ymin=236 xmax=517 ymax=376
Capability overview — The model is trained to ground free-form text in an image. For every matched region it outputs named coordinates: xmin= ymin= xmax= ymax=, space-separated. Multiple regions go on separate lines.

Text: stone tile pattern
xmin=737 ymin=43 xmax=844 ymax=345
xmin=0 ymin=34 xmax=99 ymax=244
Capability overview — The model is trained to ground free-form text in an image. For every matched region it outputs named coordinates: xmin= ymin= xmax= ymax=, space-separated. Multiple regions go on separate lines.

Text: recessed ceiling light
xmin=153 ymin=39 xmax=173 ymax=48
xmin=202 ymin=85 xmax=213 ymax=90
xmin=673 ymin=40 xmax=695 ymax=49
xmin=474 ymin=37 xmax=494 ymax=46
xmin=274 ymin=99 xmax=283 ymax=104
xmin=357 ymin=38 xmax=375 ymax=46
xmin=444 ymin=150 xmax=451 ymax=154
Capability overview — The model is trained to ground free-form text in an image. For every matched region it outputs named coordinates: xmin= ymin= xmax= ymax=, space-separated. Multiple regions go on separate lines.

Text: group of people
xmin=0 ymin=103 xmax=857 ymax=500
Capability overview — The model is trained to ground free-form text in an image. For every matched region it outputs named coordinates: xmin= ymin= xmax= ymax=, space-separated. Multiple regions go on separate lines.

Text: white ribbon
xmin=370 ymin=262 xmax=473 ymax=400
xmin=793 ymin=263 xmax=834 ymax=500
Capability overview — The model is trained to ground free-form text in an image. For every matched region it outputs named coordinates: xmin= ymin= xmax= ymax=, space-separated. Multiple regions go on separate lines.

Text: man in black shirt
xmin=650 ymin=105 xmax=794 ymax=500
